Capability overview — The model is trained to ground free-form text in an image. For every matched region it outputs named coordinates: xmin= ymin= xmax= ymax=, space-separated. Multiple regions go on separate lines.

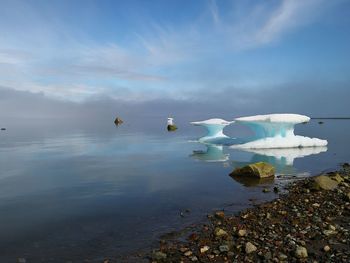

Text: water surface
xmin=0 ymin=119 xmax=348 ymax=262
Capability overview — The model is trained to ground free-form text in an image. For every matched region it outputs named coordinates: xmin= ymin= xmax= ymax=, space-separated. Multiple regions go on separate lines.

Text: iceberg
xmin=191 ymin=114 xmax=328 ymax=149
xmin=231 ymin=114 xmax=327 ymax=149
xmin=190 ymin=118 xmax=234 ymax=142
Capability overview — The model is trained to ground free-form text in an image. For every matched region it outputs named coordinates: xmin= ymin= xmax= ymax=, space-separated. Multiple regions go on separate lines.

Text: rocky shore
xmin=149 ymin=164 xmax=350 ymax=263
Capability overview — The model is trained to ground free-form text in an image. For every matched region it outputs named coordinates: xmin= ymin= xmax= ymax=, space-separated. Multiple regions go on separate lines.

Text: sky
xmin=0 ymin=0 xmax=350 ymax=121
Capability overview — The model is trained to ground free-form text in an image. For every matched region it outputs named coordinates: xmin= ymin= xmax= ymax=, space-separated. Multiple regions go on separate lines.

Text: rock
xmin=323 ymin=229 xmax=337 ymax=236
xmin=329 ymin=173 xmax=344 ymax=183
xmin=114 ymin=117 xmax=123 ymax=125
xmin=278 ymin=253 xmax=288 ymax=260
xmin=200 ymin=246 xmax=210 ymax=253
xmin=190 ymin=256 xmax=198 ymax=261
xmin=219 ymin=245 xmax=230 ymax=252
xmin=328 ymin=224 xmax=336 ymax=231
xmin=263 ymin=188 xmax=270 ymax=193
xmin=264 ymin=251 xmax=272 ymax=260
xmin=311 ymin=175 xmax=339 ymax=191
xmin=184 ymin=250 xmax=192 ymax=256
xmin=179 ymin=247 xmax=188 ymax=253
xmin=215 ymin=211 xmax=225 ymax=219
xmin=230 ymin=162 xmax=275 ymax=179
xmin=245 ymin=242 xmax=257 ymax=254
xmin=214 ymin=228 xmax=228 ymax=237
xmin=238 ymin=229 xmax=247 ymax=237
xmin=273 ymin=186 xmax=279 ymax=193
xmin=17 ymin=259 xmax=26 ymax=263
xmin=346 ymin=192 xmax=350 ymax=201
xmin=167 ymin=124 xmax=177 ymax=131
xmin=295 ymin=246 xmax=308 ymax=258
xmin=152 ymin=251 xmax=167 ymax=260
xmin=323 ymin=245 xmax=331 ymax=252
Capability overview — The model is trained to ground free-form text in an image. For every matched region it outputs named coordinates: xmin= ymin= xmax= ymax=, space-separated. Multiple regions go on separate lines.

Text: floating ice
xmin=191 ymin=114 xmax=328 ymax=148
xmin=191 ymin=118 xmax=234 ymax=142
xmin=232 ymin=113 xmax=327 ymax=149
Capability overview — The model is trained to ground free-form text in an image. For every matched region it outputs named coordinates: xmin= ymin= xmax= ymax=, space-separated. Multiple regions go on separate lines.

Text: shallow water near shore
xmin=0 ymin=118 xmax=349 ymax=262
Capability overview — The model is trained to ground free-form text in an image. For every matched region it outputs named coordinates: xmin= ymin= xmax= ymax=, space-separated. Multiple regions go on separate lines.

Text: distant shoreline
xmin=311 ymin=117 xmax=350 ymax=119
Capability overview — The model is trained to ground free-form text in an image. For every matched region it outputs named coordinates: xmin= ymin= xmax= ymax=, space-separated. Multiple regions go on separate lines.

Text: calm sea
xmin=0 ymin=118 xmax=348 ymax=262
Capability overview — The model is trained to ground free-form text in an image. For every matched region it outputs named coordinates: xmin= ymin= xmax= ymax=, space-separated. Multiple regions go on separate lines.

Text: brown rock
xmin=295 ymin=246 xmax=308 ymax=258
xmin=230 ymin=162 xmax=275 ymax=179
xmin=245 ymin=242 xmax=257 ymax=254
xmin=214 ymin=211 xmax=225 ymax=219
xmin=214 ymin=228 xmax=228 ymax=237
xmin=114 ymin=117 xmax=123 ymax=125
xmin=312 ymin=175 xmax=339 ymax=190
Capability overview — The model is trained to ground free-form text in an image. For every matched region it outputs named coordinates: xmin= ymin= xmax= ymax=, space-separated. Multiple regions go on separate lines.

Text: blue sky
xmin=0 ymin=0 xmax=350 ymax=118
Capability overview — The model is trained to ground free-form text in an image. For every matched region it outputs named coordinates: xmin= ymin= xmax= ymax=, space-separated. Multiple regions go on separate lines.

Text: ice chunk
xmin=232 ymin=113 xmax=327 ymax=149
xmin=234 ymin=114 xmax=309 ymax=139
xmin=191 ymin=118 xmax=234 ymax=141
xmin=191 ymin=114 xmax=327 ymax=148
xmin=231 ymin=135 xmax=328 ymax=149
xmin=235 ymin=113 xmax=310 ymax=124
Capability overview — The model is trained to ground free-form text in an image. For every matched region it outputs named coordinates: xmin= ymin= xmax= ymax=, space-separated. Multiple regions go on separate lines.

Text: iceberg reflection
xmin=230 ymin=146 xmax=327 ymax=186
xmin=190 ymin=143 xmax=229 ymax=162
xmin=241 ymin=146 xmax=328 ymax=166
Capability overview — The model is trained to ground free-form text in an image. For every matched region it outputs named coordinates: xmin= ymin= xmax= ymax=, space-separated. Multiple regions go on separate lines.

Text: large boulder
xmin=311 ymin=175 xmax=339 ymax=190
xmin=230 ymin=162 xmax=275 ymax=179
xmin=328 ymin=172 xmax=344 ymax=183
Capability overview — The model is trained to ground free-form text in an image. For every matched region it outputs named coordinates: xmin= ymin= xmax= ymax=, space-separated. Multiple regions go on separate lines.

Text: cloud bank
xmin=0 ymin=0 xmax=349 ymax=119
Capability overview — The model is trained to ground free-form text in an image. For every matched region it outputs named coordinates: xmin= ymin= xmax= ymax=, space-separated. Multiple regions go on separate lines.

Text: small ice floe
xmin=190 ymin=118 xmax=234 ymax=142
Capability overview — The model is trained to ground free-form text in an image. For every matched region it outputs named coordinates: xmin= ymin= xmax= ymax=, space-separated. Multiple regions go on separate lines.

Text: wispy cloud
xmin=208 ymin=0 xmax=220 ymax=25
xmin=0 ymin=49 xmax=32 ymax=65
xmin=212 ymin=0 xmax=334 ymax=50
xmin=254 ymin=0 xmax=325 ymax=45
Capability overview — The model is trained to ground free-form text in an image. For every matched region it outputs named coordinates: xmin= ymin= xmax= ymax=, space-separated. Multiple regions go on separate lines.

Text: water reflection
xmin=190 ymin=143 xmax=229 ymax=162
xmin=190 ymin=140 xmax=328 ymax=185
xmin=229 ymin=173 xmax=275 ymax=187
xmin=241 ymin=147 xmax=328 ymax=166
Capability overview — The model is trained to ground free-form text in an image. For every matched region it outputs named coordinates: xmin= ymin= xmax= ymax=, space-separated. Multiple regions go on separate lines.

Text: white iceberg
xmin=232 ymin=113 xmax=327 ymax=149
xmin=190 ymin=118 xmax=234 ymax=142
